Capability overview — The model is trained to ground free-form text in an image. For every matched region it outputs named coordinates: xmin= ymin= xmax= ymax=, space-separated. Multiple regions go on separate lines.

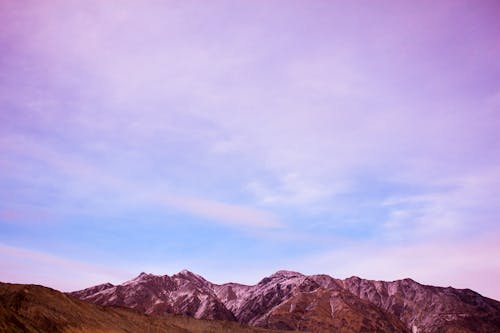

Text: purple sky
xmin=1 ymin=1 xmax=500 ymax=299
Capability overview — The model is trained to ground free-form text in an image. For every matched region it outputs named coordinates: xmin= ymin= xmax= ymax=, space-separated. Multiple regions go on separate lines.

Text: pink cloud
xmin=0 ymin=243 xmax=130 ymax=291
xmin=301 ymin=235 xmax=500 ymax=301
xmin=0 ymin=207 xmax=52 ymax=224
xmin=161 ymin=194 xmax=282 ymax=229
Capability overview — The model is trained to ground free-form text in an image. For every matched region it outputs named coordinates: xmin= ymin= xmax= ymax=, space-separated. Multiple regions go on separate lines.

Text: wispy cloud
xmin=246 ymin=173 xmax=337 ymax=206
xmin=382 ymin=168 xmax=500 ymax=238
xmin=0 ymin=243 xmax=129 ymax=291
xmin=299 ymin=235 xmax=500 ymax=300
xmin=160 ymin=194 xmax=282 ymax=229
xmin=0 ymin=133 xmax=282 ymax=229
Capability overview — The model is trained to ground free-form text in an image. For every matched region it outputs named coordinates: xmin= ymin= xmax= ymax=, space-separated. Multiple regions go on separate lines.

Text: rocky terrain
xmin=0 ymin=282 xmax=291 ymax=333
xmin=72 ymin=270 xmax=235 ymax=321
xmin=71 ymin=270 xmax=500 ymax=333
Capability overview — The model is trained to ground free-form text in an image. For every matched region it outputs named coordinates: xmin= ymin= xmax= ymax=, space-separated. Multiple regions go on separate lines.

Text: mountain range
xmin=0 ymin=281 xmax=292 ymax=333
xmin=70 ymin=270 xmax=500 ymax=333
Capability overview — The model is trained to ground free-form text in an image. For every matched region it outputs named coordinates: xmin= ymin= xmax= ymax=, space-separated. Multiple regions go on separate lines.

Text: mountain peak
xmin=178 ymin=269 xmax=195 ymax=275
xmin=271 ymin=270 xmax=304 ymax=278
xmin=135 ymin=271 xmax=155 ymax=280
xmin=174 ymin=269 xmax=208 ymax=283
xmin=122 ymin=272 xmax=155 ymax=286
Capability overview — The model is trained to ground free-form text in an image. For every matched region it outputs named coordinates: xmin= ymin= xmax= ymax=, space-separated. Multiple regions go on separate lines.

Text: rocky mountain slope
xmin=72 ymin=270 xmax=234 ymax=321
xmin=0 ymin=282 xmax=292 ymax=333
xmin=341 ymin=276 xmax=500 ymax=333
xmin=71 ymin=270 xmax=500 ymax=333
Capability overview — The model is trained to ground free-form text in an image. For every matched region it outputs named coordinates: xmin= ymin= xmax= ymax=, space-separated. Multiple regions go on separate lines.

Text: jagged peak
xmin=174 ymin=269 xmax=207 ymax=281
xmin=178 ymin=269 xmax=195 ymax=275
xmin=135 ymin=271 xmax=156 ymax=279
xmin=345 ymin=275 xmax=362 ymax=281
xmin=91 ymin=282 xmax=114 ymax=289
xmin=122 ymin=272 xmax=156 ymax=285
xmin=256 ymin=270 xmax=305 ymax=285
xmin=270 ymin=270 xmax=304 ymax=278
xmin=344 ymin=276 xmax=419 ymax=285
xmin=399 ymin=277 xmax=417 ymax=283
xmin=70 ymin=282 xmax=114 ymax=295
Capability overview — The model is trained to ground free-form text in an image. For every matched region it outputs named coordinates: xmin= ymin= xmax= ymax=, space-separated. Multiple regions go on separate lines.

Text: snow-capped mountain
xmin=70 ymin=270 xmax=500 ymax=333
xmin=71 ymin=270 xmax=234 ymax=321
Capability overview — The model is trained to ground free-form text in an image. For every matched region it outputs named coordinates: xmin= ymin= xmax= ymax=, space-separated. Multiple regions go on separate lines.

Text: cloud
xmin=381 ymin=167 xmax=500 ymax=238
xmin=0 ymin=243 xmax=129 ymax=291
xmin=0 ymin=133 xmax=282 ymax=230
xmin=0 ymin=207 xmax=52 ymax=224
xmin=3 ymin=0 xmax=499 ymax=209
xmin=299 ymin=235 xmax=500 ymax=300
xmin=246 ymin=173 xmax=337 ymax=206
xmin=160 ymin=194 xmax=282 ymax=229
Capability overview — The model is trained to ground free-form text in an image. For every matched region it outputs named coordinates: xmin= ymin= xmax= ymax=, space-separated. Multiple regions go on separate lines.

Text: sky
xmin=1 ymin=0 xmax=500 ymax=300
